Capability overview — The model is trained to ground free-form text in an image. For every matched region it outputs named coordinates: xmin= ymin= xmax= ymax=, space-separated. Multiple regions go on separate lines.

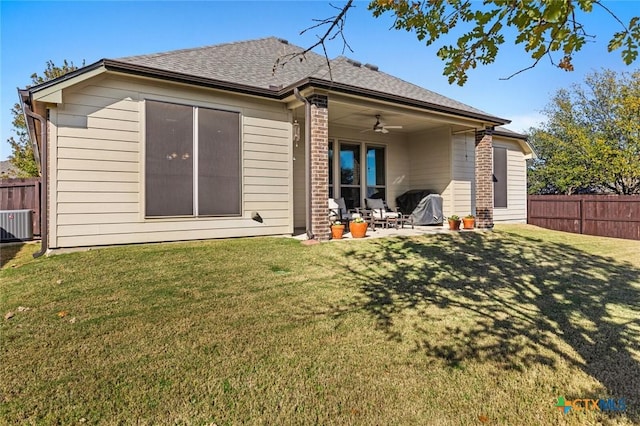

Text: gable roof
xmin=117 ymin=37 xmax=326 ymax=91
xmin=26 ymin=36 xmax=508 ymax=125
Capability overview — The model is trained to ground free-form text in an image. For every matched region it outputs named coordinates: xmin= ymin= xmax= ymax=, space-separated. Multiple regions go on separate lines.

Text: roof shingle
xmin=116 ymin=36 xmax=505 ymax=122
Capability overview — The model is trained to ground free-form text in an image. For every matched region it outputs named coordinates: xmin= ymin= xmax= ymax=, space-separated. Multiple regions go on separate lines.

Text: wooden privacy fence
xmin=528 ymin=195 xmax=640 ymax=240
xmin=0 ymin=178 xmax=41 ymax=236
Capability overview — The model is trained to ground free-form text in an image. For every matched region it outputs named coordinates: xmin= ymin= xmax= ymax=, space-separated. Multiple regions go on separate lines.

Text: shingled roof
xmin=115 ymin=37 xmax=505 ymax=123
xmin=117 ymin=37 xmax=324 ymax=91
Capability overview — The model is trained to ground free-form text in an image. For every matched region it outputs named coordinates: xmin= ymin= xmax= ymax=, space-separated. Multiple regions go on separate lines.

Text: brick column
xmin=475 ymin=127 xmax=494 ymax=228
xmin=308 ymin=94 xmax=330 ymax=240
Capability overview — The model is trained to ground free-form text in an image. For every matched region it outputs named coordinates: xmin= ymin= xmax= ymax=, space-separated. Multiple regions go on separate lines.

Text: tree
xmin=8 ymin=60 xmax=82 ymax=177
xmin=281 ymin=1 xmax=639 ymax=86
xmin=527 ymin=69 xmax=640 ymax=195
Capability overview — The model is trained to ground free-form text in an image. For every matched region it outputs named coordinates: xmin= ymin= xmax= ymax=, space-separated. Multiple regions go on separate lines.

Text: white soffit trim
xmin=31 ymin=66 xmax=107 ymax=103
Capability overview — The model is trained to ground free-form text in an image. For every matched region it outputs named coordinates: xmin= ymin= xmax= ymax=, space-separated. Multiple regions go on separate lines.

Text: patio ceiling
xmin=327 ymin=97 xmax=483 ymax=135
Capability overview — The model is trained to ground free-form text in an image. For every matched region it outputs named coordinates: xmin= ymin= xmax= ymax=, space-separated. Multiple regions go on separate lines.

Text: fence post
xmin=579 ymin=198 xmax=584 ymax=234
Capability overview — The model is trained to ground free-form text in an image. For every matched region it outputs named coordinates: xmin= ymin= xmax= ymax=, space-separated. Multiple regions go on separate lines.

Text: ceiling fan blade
xmin=384 ymin=125 xmax=403 ymax=129
xmin=381 ymin=128 xmax=389 ymax=134
xmin=360 ymin=129 xmax=372 ymax=133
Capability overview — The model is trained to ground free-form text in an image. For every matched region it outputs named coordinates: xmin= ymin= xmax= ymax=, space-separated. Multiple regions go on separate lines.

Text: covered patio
xmin=287 ymin=89 xmax=499 ymax=241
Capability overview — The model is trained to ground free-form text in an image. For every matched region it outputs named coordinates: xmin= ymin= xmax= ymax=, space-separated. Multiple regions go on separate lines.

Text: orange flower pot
xmin=331 ymin=224 xmax=345 ymax=239
xmin=448 ymin=219 xmax=461 ymax=231
xmin=349 ymin=221 xmax=368 ymax=238
xmin=462 ymin=218 xmax=475 ymax=229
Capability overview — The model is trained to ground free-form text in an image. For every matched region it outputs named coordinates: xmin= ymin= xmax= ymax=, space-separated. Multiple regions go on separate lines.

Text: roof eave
xmin=491 ymin=128 xmax=537 ymax=159
xmin=102 ymin=59 xmax=283 ymax=99
xmin=281 ymin=78 xmax=509 ymax=126
xmin=24 ymin=58 xmax=509 ymax=126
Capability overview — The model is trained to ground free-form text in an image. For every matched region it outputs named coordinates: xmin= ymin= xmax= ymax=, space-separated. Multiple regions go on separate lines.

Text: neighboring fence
xmin=528 ymin=195 xmax=640 ymax=240
xmin=0 ymin=178 xmax=41 ymax=236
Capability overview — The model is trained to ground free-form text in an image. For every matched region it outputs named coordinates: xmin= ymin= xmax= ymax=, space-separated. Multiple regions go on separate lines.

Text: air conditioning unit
xmin=0 ymin=210 xmax=34 ymax=242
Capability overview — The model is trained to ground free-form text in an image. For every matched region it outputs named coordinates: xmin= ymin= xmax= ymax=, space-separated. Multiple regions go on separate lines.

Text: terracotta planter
xmin=448 ymin=219 xmax=461 ymax=231
xmin=331 ymin=224 xmax=345 ymax=239
xmin=349 ymin=221 xmax=368 ymax=238
xmin=462 ymin=217 xmax=475 ymax=229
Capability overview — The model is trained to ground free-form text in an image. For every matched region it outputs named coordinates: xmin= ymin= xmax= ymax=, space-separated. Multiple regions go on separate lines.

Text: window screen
xmin=198 ymin=108 xmax=240 ymax=216
xmin=493 ymin=147 xmax=508 ymax=208
xmin=145 ymin=101 xmax=194 ymax=216
xmin=145 ymin=100 xmax=240 ymax=217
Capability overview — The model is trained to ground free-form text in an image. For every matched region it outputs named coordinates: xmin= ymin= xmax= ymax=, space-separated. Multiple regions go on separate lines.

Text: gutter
xmin=19 ymin=92 xmax=48 ymax=258
xmin=293 ymin=88 xmax=314 ymax=240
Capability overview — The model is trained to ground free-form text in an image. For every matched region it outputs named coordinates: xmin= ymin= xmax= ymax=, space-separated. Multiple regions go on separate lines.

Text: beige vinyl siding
xmin=493 ymin=138 xmax=528 ymax=222
xmin=385 ymin=136 xmax=411 ymax=209
xmin=51 ymin=74 xmax=292 ymax=249
xmin=451 ymin=132 xmax=476 ymax=217
xmin=409 ymin=127 xmax=453 ymax=218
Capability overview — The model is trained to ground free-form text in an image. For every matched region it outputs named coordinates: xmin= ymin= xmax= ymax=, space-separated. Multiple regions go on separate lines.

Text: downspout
xmin=293 ymin=88 xmax=314 ymax=240
xmin=21 ymin=100 xmax=48 ymax=258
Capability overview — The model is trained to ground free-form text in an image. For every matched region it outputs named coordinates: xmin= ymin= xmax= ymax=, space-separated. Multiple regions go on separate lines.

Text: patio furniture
xmin=328 ymin=197 xmax=350 ymax=225
xmin=365 ymin=198 xmax=402 ymax=229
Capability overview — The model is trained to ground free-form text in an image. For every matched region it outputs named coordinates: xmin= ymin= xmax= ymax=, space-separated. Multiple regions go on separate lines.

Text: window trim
xmin=330 ymin=139 xmax=387 ymax=207
xmin=365 ymin=143 xmax=387 ymax=200
xmin=143 ymin=98 xmax=242 ymax=219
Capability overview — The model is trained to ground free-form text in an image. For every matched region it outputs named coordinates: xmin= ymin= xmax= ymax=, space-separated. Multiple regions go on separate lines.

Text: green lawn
xmin=1 ymin=225 xmax=639 ymax=425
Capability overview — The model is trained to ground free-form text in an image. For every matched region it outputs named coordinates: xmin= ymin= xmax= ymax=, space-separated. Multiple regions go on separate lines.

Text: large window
xmin=340 ymin=143 xmax=361 ymax=209
xmin=145 ymin=100 xmax=240 ymax=217
xmin=493 ymin=147 xmax=507 ymax=208
xmin=331 ymin=142 xmax=386 ymax=208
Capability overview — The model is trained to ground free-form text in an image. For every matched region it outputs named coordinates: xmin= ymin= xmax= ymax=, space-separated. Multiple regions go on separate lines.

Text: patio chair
xmin=364 ymin=198 xmax=414 ymax=230
xmin=365 ymin=198 xmax=402 ymax=229
xmin=328 ymin=197 xmax=351 ymax=225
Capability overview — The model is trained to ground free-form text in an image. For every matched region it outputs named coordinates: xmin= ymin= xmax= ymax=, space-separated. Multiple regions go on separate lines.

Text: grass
xmin=1 ymin=225 xmax=639 ymax=425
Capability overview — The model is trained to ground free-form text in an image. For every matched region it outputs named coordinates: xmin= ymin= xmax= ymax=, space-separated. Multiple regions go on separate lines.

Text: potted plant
xmin=448 ymin=215 xmax=461 ymax=231
xmin=349 ymin=216 xmax=368 ymax=238
xmin=462 ymin=214 xmax=475 ymax=229
xmin=331 ymin=221 xmax=345 ymax=239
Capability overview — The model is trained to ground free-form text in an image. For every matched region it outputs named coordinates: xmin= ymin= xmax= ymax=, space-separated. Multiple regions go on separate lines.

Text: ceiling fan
xmin=361 ymin=115 xmax=403 ymax=134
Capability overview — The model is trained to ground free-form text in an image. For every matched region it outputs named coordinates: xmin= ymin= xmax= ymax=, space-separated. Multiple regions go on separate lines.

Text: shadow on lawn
xmin=338 ymin=230 xmax=640 ymax=419
xmin=0 ymin=243 xmax=25 ymax=269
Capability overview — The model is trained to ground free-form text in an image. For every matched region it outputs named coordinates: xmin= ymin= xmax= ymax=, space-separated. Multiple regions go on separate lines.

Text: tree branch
xmin=273 ymin=0 xmax=355 ymax=80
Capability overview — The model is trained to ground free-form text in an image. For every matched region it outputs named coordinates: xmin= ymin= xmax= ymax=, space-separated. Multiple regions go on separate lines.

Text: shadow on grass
xmin=0 ymin=243 xmax=25 ymax=269
xmin=337 ymin=230 xmax=640 ymax=420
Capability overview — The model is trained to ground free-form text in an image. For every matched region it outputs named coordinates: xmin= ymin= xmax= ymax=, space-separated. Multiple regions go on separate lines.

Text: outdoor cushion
xmin=365 ymin=198 xmax=385 ymax=209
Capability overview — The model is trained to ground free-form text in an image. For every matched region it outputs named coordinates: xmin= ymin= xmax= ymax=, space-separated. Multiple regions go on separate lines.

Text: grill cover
xmin=396 ymin=190 xmax=443 ymax=225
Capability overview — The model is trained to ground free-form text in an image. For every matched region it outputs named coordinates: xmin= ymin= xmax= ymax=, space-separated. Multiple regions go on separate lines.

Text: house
xmin=19 ymin=37 xmax=534 ymax=253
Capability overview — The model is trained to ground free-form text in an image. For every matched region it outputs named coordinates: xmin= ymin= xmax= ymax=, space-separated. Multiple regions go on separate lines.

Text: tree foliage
xmin=365 ymin=0 xmax=639 ymax=85
xmin=8 ymin=60 xmax=82 ymax=177
xmin=528 ymin=69 xmax=640 ymax=195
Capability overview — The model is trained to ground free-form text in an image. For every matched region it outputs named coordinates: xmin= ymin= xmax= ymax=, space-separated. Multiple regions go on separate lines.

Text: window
xmin=145 ymin=100 xmax=240 ymax=217
xmin=340 ymin=143 xmax=361 ymax=209
xmin=366 ymin=146 xmax=386 ymax=200
xmin=493 ymin=147 xmax=507 ymax=208
xmin=328 ymin=141 xmax=334 ymax=198
xmin=330 ymin=142 xmax=387 ymax=208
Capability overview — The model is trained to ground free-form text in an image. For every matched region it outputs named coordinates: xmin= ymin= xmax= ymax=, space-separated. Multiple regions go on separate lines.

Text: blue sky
xmin=1 ymin=0 xmax=638 ymax=161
